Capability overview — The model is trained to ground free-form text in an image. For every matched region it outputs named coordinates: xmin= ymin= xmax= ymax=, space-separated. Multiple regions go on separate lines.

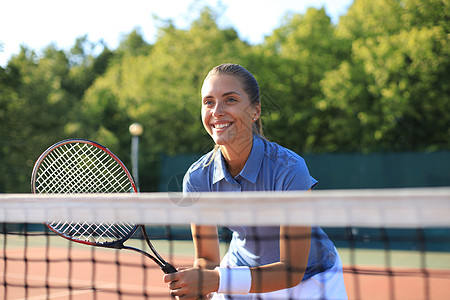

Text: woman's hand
xmin=163 ymin=267 xmax=220 ymax=299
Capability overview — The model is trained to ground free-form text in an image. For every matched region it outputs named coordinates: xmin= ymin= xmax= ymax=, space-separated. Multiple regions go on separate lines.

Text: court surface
xmin=1 ymin=238 xmax=449 ymax=300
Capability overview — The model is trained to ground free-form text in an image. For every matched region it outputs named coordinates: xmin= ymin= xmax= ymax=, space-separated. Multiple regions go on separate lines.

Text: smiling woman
xmin=162 ymin=63 xmax=348 ymax=300
xmin=200 ymin=65 xmax=262 ymax=176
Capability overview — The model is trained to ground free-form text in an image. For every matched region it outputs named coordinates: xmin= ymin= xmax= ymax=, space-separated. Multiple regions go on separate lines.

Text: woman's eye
xmin=227 ymin=97 xmax=237 ymax=103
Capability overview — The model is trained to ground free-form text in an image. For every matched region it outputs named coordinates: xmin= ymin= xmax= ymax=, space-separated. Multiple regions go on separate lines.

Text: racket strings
xmin=48 ymin=220 xmax=135 ymax=244
xmin=58 ymin=145 xmax=123 ymax=193
xmin=35 ymin=141 xmax=137 ymax=244
xmin=37 ymin=145 xmax=85 ymax=192
xmin=35 ymin=143 xmax=132 ymax=194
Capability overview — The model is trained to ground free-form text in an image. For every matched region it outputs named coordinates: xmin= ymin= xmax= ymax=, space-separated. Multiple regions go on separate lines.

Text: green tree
xmin=79 ymin=7 xmax=251 ymax=191
xmin=67 ymin=36 xmax=115 ymax=99
xmin=116 ymin=28 xmax=152 ymax=57
xmin=337 ymin=0 xmax=404 ymax=40
xmin=0 ymin=45 xmax=73 ymax=192
xmin=314 ymin=0 xmax=450 ymax=152
xmin=252 ymin=8 xmax=350 ymax=152
xmin=0 ymin=37 xmax=114 ymax=192
xmin=403 ymin=0 xmax=450 ymax=32
xmin=2 ymin=2 xmax=448 ymax=192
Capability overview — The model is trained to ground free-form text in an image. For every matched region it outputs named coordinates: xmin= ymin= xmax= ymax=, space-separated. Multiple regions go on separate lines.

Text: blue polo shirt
xmin=183 ymin=134 xmax=336 ymax=280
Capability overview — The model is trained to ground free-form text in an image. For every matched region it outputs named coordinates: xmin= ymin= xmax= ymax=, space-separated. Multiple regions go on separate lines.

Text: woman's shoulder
xmin=183 ymin=149 xmax=216 ymax=192
xmin=261 ymin=138 xmax=317 ymax=190
xmin=262 ymin=138 xmax=306 ymax=168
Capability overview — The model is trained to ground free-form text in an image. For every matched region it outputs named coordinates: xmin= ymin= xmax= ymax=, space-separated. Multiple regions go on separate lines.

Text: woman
xmin=164 ymin=64 xmax=347 ymax=299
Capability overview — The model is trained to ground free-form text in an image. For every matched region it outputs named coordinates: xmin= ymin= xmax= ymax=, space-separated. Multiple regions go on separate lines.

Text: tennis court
xmin=0 ymin=247 xmax=187 ymax=299
xmin=1 ymin=239 xmax=449 ymax=299
xmin=1 ymin=189 xmax=449 ymax=299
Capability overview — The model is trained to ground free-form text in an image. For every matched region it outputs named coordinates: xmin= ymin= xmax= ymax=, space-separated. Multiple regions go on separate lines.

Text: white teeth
xmin=215 ymin=123 xmax=231 ymax=129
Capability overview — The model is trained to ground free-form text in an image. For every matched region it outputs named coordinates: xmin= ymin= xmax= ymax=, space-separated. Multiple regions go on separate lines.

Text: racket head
xmin=31 ymin=138 xmax=138 ymax=246
xmin=31 ymin=139 xmax=137 ymax=194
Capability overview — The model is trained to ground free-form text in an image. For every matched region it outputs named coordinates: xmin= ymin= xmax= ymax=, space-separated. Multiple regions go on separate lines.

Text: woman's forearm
xmin=249 ymin=261 xmax=306 ymax=293
xmin=194 ymin=257 xmax=219 ymax=269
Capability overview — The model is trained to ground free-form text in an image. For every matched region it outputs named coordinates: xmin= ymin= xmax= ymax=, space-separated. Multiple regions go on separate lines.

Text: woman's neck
xmin=219 ymin=137 xmax=253 ymax=178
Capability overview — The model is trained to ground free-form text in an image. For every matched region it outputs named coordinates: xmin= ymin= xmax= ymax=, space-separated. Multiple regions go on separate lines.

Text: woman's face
xmin=201 ymin=75 xmax=260 ymax=149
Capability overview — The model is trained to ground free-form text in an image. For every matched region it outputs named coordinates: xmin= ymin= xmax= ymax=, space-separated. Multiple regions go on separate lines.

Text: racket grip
xmin=162 ymin=263 xmax=177 ymax=274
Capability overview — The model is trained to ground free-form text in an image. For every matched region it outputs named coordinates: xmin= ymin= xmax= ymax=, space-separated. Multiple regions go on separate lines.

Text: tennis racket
xmin=31 ymin=138 xmax=177 ymax=274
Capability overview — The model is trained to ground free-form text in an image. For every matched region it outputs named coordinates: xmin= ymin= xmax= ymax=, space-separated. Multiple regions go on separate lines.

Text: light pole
xmin=129 ymin=123 xmax=143 ymax=191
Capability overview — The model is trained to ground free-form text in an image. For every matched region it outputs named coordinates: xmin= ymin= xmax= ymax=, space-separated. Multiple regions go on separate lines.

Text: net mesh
xmin=1 ymin=188 xmax=449 ymax=300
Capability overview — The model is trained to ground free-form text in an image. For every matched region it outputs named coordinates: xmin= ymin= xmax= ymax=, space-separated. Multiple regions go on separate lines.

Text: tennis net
xmin=0 ymin=188 xmax=449 ymax=299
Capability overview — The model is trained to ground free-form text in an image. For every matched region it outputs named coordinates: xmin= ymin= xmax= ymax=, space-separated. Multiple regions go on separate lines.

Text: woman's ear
xmin=254 ymin=103 xmax=261 ymax=121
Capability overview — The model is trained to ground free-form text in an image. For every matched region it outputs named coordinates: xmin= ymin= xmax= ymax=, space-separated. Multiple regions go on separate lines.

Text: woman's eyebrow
xmin=203 ymin=91 xmax=241 ymax=99
xmin=222 ymin=91 xmax=241 ymax=97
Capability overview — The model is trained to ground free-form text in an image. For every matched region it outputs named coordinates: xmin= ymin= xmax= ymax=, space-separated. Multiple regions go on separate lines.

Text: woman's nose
xmin=212 ymin=102 xmax=225 ymax=118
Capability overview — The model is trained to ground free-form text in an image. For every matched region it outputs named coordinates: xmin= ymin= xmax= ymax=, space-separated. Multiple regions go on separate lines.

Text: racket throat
xmin=121 ymin=245 xmax=176 ymax=273
xmin=161 ymin=263 xmax=177 ymax=274
xmin=122 ymin=245 xmax=166 ymax=267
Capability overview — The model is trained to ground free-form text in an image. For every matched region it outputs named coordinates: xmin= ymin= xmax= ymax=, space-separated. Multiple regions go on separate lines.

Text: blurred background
xmin=1 ymin=0 xmax=449 ymax=193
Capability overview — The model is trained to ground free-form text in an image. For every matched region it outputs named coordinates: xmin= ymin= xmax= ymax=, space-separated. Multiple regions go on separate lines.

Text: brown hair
xmin=204 ymin=63 xmax=264 ymax=137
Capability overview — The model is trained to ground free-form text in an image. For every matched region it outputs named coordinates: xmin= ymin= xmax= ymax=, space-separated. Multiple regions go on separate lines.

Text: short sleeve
xmin=282 ymin=157 xmax=318 ymax=191
xmin=182 ymin=169 xmax=197 ymax=193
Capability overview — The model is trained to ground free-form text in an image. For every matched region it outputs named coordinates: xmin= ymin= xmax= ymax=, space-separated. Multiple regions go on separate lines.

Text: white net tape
xmin=1 ymin=188 xmax=449 ymax=227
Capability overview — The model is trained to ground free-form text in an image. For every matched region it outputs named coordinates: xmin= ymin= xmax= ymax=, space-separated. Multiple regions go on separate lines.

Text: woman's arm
xmin=247 ymin=187 xmax=313 ymax=292
xmin=164 ymin=225 xmax=311 ymax=298
xmin=248 ymin=188 xmax=314 ymax=291
xmin=191 ymin=224 xmax=221 ymax=269
xmin=248 ymin=225 xmax=311 ymax=293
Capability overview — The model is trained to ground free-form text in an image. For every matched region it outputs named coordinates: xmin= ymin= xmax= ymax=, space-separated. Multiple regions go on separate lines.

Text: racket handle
xmin=161 ymin=263 xmax=177 ymax=274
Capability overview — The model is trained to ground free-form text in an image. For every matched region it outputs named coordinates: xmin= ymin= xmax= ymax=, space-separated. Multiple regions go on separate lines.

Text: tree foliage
xmin=1 ymin=1 xmax=448 ymax=192
xmin=318 ymin=0 xmax=450 ymax=152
